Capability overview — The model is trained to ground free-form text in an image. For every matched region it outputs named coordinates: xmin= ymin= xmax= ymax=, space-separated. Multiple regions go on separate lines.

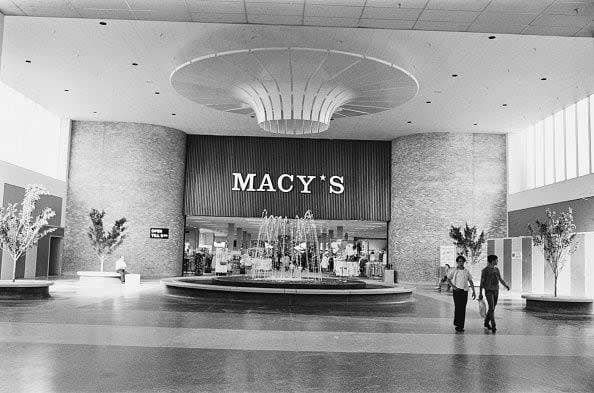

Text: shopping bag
xmin=478 ymin=299 xmax=487 ymax=318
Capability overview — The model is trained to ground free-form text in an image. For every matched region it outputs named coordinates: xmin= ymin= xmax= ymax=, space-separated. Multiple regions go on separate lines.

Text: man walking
xmin=479 ymin=254 xmax=510 ymax=333
xmin=447 ymin=255 xmax=476 ymax=332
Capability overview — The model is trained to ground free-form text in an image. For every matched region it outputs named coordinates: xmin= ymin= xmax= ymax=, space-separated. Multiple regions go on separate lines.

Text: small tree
xmin=449 ymin=223 xmax=486 ymax=265
xmin=87 ymin=209 xmax=127 ymax=272
xmin=528 ymin=208 xmax=577 ymax=297
xmin=0 ymin=184 xmax=56 ymax=282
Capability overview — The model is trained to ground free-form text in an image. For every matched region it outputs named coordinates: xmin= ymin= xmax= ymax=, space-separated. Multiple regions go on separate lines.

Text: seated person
xmin=115 ymin=255 xmax=127 ymax=283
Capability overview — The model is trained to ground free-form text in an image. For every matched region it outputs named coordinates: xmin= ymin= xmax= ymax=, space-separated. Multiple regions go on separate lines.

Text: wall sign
xmin=150 ymin=228 xmax=169 ymax=239
xmin=185 ymin=135 xmax=390 ymax=221
xmin=231 ymin=173 xmax=344 ymax=194
xmin=439 ymin=245 xmax=456 ymax=267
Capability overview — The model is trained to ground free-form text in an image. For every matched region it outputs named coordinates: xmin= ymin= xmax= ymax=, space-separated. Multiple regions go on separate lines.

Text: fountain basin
xmin=162 ymin=276 xmax=414 ymax=306
xmin=211 ymin=276 xmax=367 ymax=290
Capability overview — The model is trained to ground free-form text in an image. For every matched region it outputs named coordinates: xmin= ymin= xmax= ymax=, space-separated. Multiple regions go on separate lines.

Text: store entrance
xmin=183 ymin=216 xmax=388 ymax=279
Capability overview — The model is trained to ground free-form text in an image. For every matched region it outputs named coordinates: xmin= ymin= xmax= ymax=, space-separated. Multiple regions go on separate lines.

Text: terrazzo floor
xmin=0 ymin=278 xmax=592 ymax=393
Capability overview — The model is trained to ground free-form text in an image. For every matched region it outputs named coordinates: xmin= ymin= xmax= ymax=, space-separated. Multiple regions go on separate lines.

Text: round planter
xmin=0 ymin=280 xmax=53 ymax=299
xmin=522 ymin=294 xmax=593 ymax=315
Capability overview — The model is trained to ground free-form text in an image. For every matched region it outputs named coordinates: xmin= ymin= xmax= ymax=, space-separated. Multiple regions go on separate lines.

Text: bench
xmin=125 ymin=274 xmax=141 ymax=288
xmin=77 ymin=271 xmax=141 ymax=288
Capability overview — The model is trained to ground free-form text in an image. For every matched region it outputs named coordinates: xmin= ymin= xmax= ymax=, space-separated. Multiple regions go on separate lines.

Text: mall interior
xmin=0 ymin=1 xmax=593 ymax=392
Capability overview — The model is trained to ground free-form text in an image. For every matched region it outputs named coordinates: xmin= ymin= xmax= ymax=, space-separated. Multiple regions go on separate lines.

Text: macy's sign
xmin=231 ymin=173 xmax=344 ymax=194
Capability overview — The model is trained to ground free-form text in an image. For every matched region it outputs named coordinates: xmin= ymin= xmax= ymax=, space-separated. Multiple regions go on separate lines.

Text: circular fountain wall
xmin=162 ymin=276 xmax=413 ymax=307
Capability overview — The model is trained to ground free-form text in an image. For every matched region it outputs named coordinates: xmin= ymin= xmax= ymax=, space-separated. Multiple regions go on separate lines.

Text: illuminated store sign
xmin=150 ymin=228 xmax=169 ymax=239
xmin=231 ymin=173 xmax=344 ymax=194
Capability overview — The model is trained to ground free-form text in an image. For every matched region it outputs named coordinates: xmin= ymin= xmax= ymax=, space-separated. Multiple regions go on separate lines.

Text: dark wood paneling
xmin=503 ymin=238 xmax=512 ymax=284
xmin=185 ymin=136 xmax=390 ymax=221
xmin=521 ymin=237 xmax=532 ymax=292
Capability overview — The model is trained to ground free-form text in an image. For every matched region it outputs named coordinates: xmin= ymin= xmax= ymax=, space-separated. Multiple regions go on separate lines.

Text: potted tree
xmin=449 ymin=223 xmax=486 ymax=264
xmin=87 ymin=209 xmax=127 ymax=272
xmin=0 ymin=184 xmax=56 ymax=298
xmin=524 ymin=208 xmax=592 ymax=314
xmin=528 ymin=208 xmax=577 ymax=297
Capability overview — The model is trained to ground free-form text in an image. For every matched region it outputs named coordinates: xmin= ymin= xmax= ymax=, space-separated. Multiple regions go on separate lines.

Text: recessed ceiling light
xmin=407 ymin=121 xmax=412 ymax=124
xmin=488 ymin=35 xmax=496 ymax=40
xmin=502 ymin=104 xmax=507 ymax=107
xmin=155 ymin=91 xmax=160 ymax=95
xmin=132 ymin=62 xmax=138 ymax=66
xmin=451 ymin=74 xmax=459 ymax=77
xmin=540 ymin=77 xmax=547 ymax=81
xmin=99 ymin=21 xmax=107 ymax=26
xmin=171 ymin=113 xmax=176 ymax=116
xmin=473 ymin=123 xmax=478 ymax=126
xmin=425 ymin=101 xmax=431 ymax=104
xmin=64 ymin=89 xmax=69 ymax=92
xmin=25 ymin=60 xmax=31 ymax=63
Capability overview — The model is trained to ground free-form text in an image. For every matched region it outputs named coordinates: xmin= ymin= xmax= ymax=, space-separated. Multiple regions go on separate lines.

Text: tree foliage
xmin=449 ymin=223 xmax=485 ymax=264
xmin=0 ymin=184 xmax=56 ymax=282
xmin=528 ymin=208 xmax=577 ymax=297
xmin=87 ymin=209 xmax=127 ymax=272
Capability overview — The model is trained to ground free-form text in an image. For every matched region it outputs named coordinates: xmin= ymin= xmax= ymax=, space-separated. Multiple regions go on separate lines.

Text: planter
xmin=522 ymin=294 xmax=593 ymax=315
xmin=77 ymin=271 xmax=122 ymax=286
xmin=0 ymin=280 xmax=53 ymax=299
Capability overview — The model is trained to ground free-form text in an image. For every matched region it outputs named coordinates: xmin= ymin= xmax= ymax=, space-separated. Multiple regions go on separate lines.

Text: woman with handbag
xmin=478 ymin=254 xmax=510 ymax=333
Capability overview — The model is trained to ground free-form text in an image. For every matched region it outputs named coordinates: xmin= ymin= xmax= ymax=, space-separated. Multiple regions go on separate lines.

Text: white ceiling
xmin=1 ymin=17 xmax=592 ymax=139
xmin=0 ymin=0 xmax=591 ymax=37
xmin=186 ymin=216 xmax=388 ymax=239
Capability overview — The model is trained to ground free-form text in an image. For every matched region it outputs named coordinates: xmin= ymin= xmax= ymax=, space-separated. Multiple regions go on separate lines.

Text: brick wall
xmin=389 ymin=133 xmax=507 ymax=283
xmin=63 ymin=121 xmax=186 ymax=277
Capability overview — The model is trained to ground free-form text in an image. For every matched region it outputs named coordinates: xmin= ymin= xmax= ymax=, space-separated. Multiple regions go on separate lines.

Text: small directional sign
xmin=150 ymin=228 xmax=169 ymax=239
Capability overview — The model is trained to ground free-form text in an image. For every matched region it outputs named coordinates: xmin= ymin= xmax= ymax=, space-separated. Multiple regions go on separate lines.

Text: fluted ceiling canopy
xmin=170 ymin=47 xmax=418 ymax=135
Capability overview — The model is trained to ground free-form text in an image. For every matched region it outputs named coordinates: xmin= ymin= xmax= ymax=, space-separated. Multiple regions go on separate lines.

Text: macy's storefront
xmin=61 ymin=121 xmax=506 ymax=282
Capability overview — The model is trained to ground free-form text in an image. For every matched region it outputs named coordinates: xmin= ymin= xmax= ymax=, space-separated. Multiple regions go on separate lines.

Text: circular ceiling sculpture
xmin=171 ymin=48 xmax=419 ymax=134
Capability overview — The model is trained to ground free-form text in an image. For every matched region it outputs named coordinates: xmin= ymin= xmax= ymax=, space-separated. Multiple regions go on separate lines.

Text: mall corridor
xmin=0 ymin=280 xmax=592 ymax=393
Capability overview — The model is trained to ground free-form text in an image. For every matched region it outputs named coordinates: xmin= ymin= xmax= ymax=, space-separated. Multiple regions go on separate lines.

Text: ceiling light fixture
xmin=171 ymin=48 xmax=418 ymax=135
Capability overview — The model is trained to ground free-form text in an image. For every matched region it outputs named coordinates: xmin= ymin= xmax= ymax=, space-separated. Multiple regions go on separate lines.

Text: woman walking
xmin=478 ymin=254 xmax=510 ymax=333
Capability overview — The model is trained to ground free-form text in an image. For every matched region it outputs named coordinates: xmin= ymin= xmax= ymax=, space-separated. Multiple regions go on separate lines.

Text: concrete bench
xmin=77 ymin=271 xmax=122 ymax=286
xmin=125 ymin=274 xmax=141 ymax=288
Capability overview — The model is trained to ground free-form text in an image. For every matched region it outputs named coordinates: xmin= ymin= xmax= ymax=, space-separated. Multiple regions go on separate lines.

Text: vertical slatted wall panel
xmin=185 ymin=136 xmax=390 ymax=221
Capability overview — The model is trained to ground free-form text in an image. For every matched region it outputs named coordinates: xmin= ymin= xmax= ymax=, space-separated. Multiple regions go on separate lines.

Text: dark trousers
xmin=484 ymin=290 xmax=499 ymax=327
xmin=452 ymin=289 xmax=468 ymax=328
xmin=116 ymin=268 xmax=126 ymax=283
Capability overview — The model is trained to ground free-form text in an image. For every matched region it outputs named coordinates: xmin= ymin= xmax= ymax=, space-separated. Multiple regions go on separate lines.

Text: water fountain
xmin=163 ymin=210 xmax=413 ymax=306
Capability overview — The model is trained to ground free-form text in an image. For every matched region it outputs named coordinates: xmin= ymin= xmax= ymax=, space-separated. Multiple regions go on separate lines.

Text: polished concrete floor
xmin=0 ymin=279 xmax=592 ymax=393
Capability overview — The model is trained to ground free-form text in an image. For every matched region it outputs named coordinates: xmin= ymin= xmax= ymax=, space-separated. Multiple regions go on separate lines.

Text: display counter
xmin=334 ymin=260 xmax=359 ymax=277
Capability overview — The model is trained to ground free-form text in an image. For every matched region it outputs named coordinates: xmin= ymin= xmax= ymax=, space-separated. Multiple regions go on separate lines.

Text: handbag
xmin=478 ymin=298 xmax=487 ymax=318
